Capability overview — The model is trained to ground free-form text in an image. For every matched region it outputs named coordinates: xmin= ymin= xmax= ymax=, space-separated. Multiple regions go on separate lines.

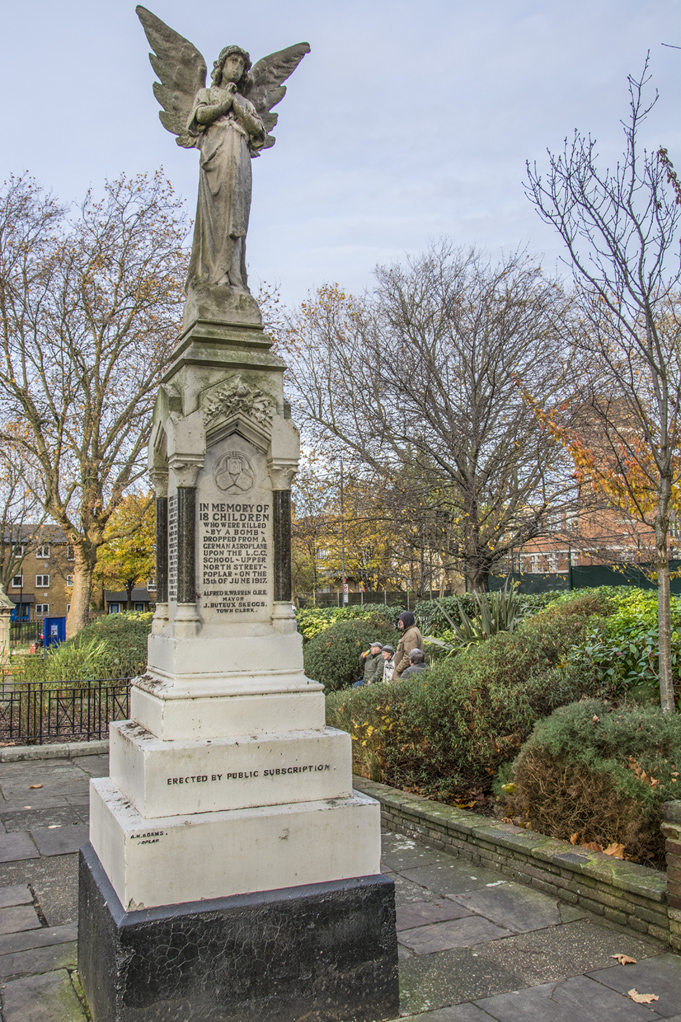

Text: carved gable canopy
xmin=202 ymin=374 xmax=274 ymax=451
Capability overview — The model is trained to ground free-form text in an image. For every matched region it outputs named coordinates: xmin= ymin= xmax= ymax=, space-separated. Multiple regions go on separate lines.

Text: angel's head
xmin=211 ymin=45 xmax=252 ymax=90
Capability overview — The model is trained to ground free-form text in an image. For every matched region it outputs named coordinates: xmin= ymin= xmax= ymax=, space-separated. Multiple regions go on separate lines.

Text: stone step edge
xmin=0 ymin=739 xmax=109 ymax=762
xmin=353 ymin=774 xmax=667 ymax=907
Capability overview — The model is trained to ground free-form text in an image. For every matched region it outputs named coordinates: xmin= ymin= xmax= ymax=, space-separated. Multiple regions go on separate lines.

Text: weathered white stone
xmin=130 ymin=685 xmax=325 ymax=742
xmin=90 ymin=777 xmax=381 ymax=910
xmin=109 ymin=722 xmax=352 ymax=817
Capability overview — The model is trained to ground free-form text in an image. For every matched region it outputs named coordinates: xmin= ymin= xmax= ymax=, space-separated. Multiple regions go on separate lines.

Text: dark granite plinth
xmin=78 ymin=842 xmax=399 ymax=1022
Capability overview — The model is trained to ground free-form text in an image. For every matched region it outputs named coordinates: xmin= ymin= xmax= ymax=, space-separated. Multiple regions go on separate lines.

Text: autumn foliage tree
xmin=0 ymin=172 xmax=187 ymax=637
xmin=95 ymin=493 xmax=156 ymax=610
xmin=526 ymin=62 xmax=681 ymax=711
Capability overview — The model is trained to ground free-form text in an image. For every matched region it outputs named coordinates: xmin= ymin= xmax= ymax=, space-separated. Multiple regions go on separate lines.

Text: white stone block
xmin=131 ymin=685 xmax=325 ymax=742
xmin=90 ymin=778 xmax=381 ymax=910
xmin=109 ymin=723 xmax=353 ymax=817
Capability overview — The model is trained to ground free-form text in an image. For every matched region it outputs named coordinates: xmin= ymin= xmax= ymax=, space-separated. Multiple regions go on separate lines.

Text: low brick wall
xmin=662 ymin=802 xmax=681 ymax=951
xmin=355 ymin=776 xmax=670 ymax=945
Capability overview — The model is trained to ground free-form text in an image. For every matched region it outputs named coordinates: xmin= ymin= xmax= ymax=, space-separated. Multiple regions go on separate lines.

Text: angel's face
xmin=220 ymin=54 xmax=245 ymax=85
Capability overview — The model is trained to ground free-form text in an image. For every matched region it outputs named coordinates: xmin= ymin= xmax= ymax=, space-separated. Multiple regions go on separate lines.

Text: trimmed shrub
xmin=21 ymin=612 xmax=152 ymax=682
xmin=296 ymin=604 xmax=399 ymax=644
xmin=503 ymin=698 xmax=681 ymax=864
xmin=326 ymin=592 xmax=615 ymax=800
xmin=415 ymin=590 xmax=564 ymax=637
xmin=564 ymin=589 xmax=681 ymax=705
xmin=303 ymin=613 xmax=397 ymax=691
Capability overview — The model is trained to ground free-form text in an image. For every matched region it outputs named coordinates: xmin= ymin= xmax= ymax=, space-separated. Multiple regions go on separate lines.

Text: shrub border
xmin=354 ymin=775 xmax=670 ymax=945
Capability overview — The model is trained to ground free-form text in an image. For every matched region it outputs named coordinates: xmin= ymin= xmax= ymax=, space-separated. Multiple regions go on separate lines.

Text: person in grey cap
xmin=355 ymin=640 xmax=385 ymax=686
xmin=400 ymin=647 xmax=429 ymax=678
xmin=381 ymin=644 xmax=395 ymax=681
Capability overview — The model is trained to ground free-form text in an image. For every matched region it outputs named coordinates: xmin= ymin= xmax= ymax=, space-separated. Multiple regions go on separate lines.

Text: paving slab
xmin=399 ymin=947 xmax=522 ymax=1015
xmin=0 ymin=884 xmax=33 ymax=909
xmin=1 ymin=967 xmax=87 ymax=1021
xmin=382 ymin=831 xmax=456 ymax=871
xmin=30 ymin=825 xmax=89 ymax=857
xmin=397 ymin=899 xmax=474 ymax=931
xmin=475 ymin=974 xmax=665 ymax=1022
xmin=399 ymin=917 xmax=514 ymax=955
xmin=0 ymin=853 xmax=79 ymax=925
xmin=391 ymin=1006 xmax=497 ymax=1021
xmin=0 ymin=941 xmax=78 ymax=981
xmin=392 ymin=871 xmax=444 ymax=905
xmin=0 ymin=805 xmax=88 ymax=833
xmin=588 ymin=954 xmax=681 ymax=1017
xmin=0 ymin=832 xmax=38 ymax=863
xmin=451 ymin=881 xmax=562 ymax=933
xmin=400 ymin=861 xmax=504 ymax=897
xmin=0 ymin=923 xmax=77 ymax=956
xmin=72 ymin=754 xmax=108 ymax=777
xmin=474 ymin=919 xmax=664 ymax=987
xmin=0 ymin=903 xmax=40 ymax=935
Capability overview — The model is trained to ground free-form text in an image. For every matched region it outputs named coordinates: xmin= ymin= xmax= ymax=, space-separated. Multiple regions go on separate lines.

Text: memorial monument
xmin=77 ymin=8 xmax=398 ymax=1021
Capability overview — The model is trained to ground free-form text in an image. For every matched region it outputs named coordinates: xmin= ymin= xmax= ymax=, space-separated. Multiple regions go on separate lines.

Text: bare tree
xmin=283 ymin=246 xmax=576 ymax=591
xmin=0 ymin=449 xmax=45 ymax=592
xmin=526 ymin=60 xmax=681 ymax=712
xmin=0 ymin=172 xmax=187 ymax=636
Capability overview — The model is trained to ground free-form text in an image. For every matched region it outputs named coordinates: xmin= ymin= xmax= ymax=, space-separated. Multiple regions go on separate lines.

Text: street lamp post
xmin=340 ymin=457 xmax=347 ymax=605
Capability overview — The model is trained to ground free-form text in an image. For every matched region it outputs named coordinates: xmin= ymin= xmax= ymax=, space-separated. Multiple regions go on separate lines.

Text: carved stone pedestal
xmin=78 ymin=302 xmax=398 ymax=1021
xmin=79 ymin=845 xmax=398 ymax=1022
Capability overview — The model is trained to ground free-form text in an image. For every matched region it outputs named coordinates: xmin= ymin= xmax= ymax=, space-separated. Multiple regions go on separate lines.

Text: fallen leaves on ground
xmin=580 ymin=841 xmax=604 ymax=853
xmin=28 ymin=784 xmax=42 ymax=789
xmin=628 ymin=989 xmax=659 ymax=1004
xmin=610 ymin=954 xmax=637 ymax=965
xmin=603 ymin=842 xmax=626 ymax=859
xmin=570 ymin=832 xmax=579 ymax=844
xmin=455 ymin=801 xmax=478 ymax=809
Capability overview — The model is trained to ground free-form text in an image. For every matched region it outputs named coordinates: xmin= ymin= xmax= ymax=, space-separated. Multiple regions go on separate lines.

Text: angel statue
xmin=137 ymin=7 xmax=309 ymax=296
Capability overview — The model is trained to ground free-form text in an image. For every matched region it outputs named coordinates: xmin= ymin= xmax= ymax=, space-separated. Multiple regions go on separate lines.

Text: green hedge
xmin=296 ymin=604 xmax=399 ymax=644
xmin=303 ymin=613 xmax=397 ymax=691
xmin=21 ymin=612 xmax=152 ymax=683
xmin=326 ymin=592 xmax=614 ymax=799
xmin=414 ymin=590 xmax=564 ymax=636
xmin=502 ymin=698 xmax=681 ymax=864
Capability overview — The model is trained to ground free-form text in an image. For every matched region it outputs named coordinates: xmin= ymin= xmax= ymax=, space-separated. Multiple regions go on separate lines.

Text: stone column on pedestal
xmin=78 ymin=293 xmax=398 ymax=1022
xmin=150 ymin=467 xmax=168 ymax=635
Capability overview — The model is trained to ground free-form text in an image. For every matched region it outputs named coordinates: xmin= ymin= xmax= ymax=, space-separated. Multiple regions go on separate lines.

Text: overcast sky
xmin=1 ymin=0 xmax=679 ymax=305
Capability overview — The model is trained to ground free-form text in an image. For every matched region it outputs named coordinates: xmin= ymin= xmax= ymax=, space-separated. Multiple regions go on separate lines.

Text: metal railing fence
xmin=0 ymin=679 xmax=131 ymax=745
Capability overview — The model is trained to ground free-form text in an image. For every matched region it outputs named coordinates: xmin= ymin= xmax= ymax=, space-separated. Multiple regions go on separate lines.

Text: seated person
xmin=381 ymin=644 xmax=395 ymax=681
xmin=400 ymin=647 xmax=429 ymax=678
xmin=353 ymin=641 xmax=385 ymax=686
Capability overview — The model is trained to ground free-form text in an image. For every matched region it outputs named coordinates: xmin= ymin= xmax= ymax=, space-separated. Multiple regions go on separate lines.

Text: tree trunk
xmin=656 ymin=510 xmax=675 ymax=713
xmin=126 ymin=584 xmax=134 ymax=612
xmin=66 ymin=545 xmax=95 ymax=639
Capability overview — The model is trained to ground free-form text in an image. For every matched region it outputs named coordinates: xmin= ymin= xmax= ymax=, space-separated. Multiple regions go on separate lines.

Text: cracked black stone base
xmin=78 ymin=843 xmax=399 ymax=1022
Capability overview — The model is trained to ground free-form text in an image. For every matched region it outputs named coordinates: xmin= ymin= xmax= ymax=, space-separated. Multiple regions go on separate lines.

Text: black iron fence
xmin=9 ymin=621 xmax=42 ymax=648
xmin=0 ymin=679 xmax=131 ymax=745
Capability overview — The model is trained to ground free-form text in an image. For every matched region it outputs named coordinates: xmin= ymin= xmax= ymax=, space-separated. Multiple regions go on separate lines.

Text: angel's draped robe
xmin=186 ymin=87 xmax=265 ymax=290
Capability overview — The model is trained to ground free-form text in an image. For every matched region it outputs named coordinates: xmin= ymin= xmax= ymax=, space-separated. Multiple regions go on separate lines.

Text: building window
xmin=66 ymin=544 xmax=75 ymax=561
xmin=12 ymin=545 xmax=24 ymax=557
xmin=134 ymin=602 xmax=145 ymax=612
xmin=66 ymin=574 xmax=74 ymax=587
xmin=109 ymin=603 xmax=120 ymax=614
xmin=36 ymin=575 xmax=49 ymax=588
xmin=11 ymin=575 xmax=23 ymax=588
xmin=36 ymin=545 xmax=50 ymax=559
xmin=35 ymin=604 xmax=49 ymax=615
xmin=147 ymin=577 xmax=156 ymax=591
xmin=66 ymin=603 xmax=70 ymax=614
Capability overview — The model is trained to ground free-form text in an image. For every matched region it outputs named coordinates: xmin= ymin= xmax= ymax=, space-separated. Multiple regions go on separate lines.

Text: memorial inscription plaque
xmin=197 ymin=437 xmax=273 ymax=624
xmin=167 ymin=494 xmax=178 ymax=603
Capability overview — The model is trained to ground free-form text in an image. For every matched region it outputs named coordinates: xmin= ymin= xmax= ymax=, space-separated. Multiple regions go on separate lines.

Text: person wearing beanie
xmin=381 ymin=644 xmax=395 ymax=681
xmin=394 ymin=610 xmax=424 ymax=679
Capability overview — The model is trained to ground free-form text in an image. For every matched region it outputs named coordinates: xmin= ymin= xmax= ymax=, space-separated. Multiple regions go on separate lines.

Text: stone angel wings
xmin=137 ymin=6 xmax=310 ymax=293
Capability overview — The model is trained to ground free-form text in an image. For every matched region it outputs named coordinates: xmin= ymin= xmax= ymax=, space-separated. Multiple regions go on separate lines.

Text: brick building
xmin=6 ymin=526 xmax=75 ymax=623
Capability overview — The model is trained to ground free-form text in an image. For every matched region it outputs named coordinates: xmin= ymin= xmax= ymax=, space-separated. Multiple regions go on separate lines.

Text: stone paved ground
xmin=0 ymin=751 xmax=678 ymax=1020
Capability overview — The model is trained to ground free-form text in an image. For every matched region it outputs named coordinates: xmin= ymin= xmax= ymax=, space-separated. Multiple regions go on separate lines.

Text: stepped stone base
xmin=78 ymin=842 xmax=400 ymax=1022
